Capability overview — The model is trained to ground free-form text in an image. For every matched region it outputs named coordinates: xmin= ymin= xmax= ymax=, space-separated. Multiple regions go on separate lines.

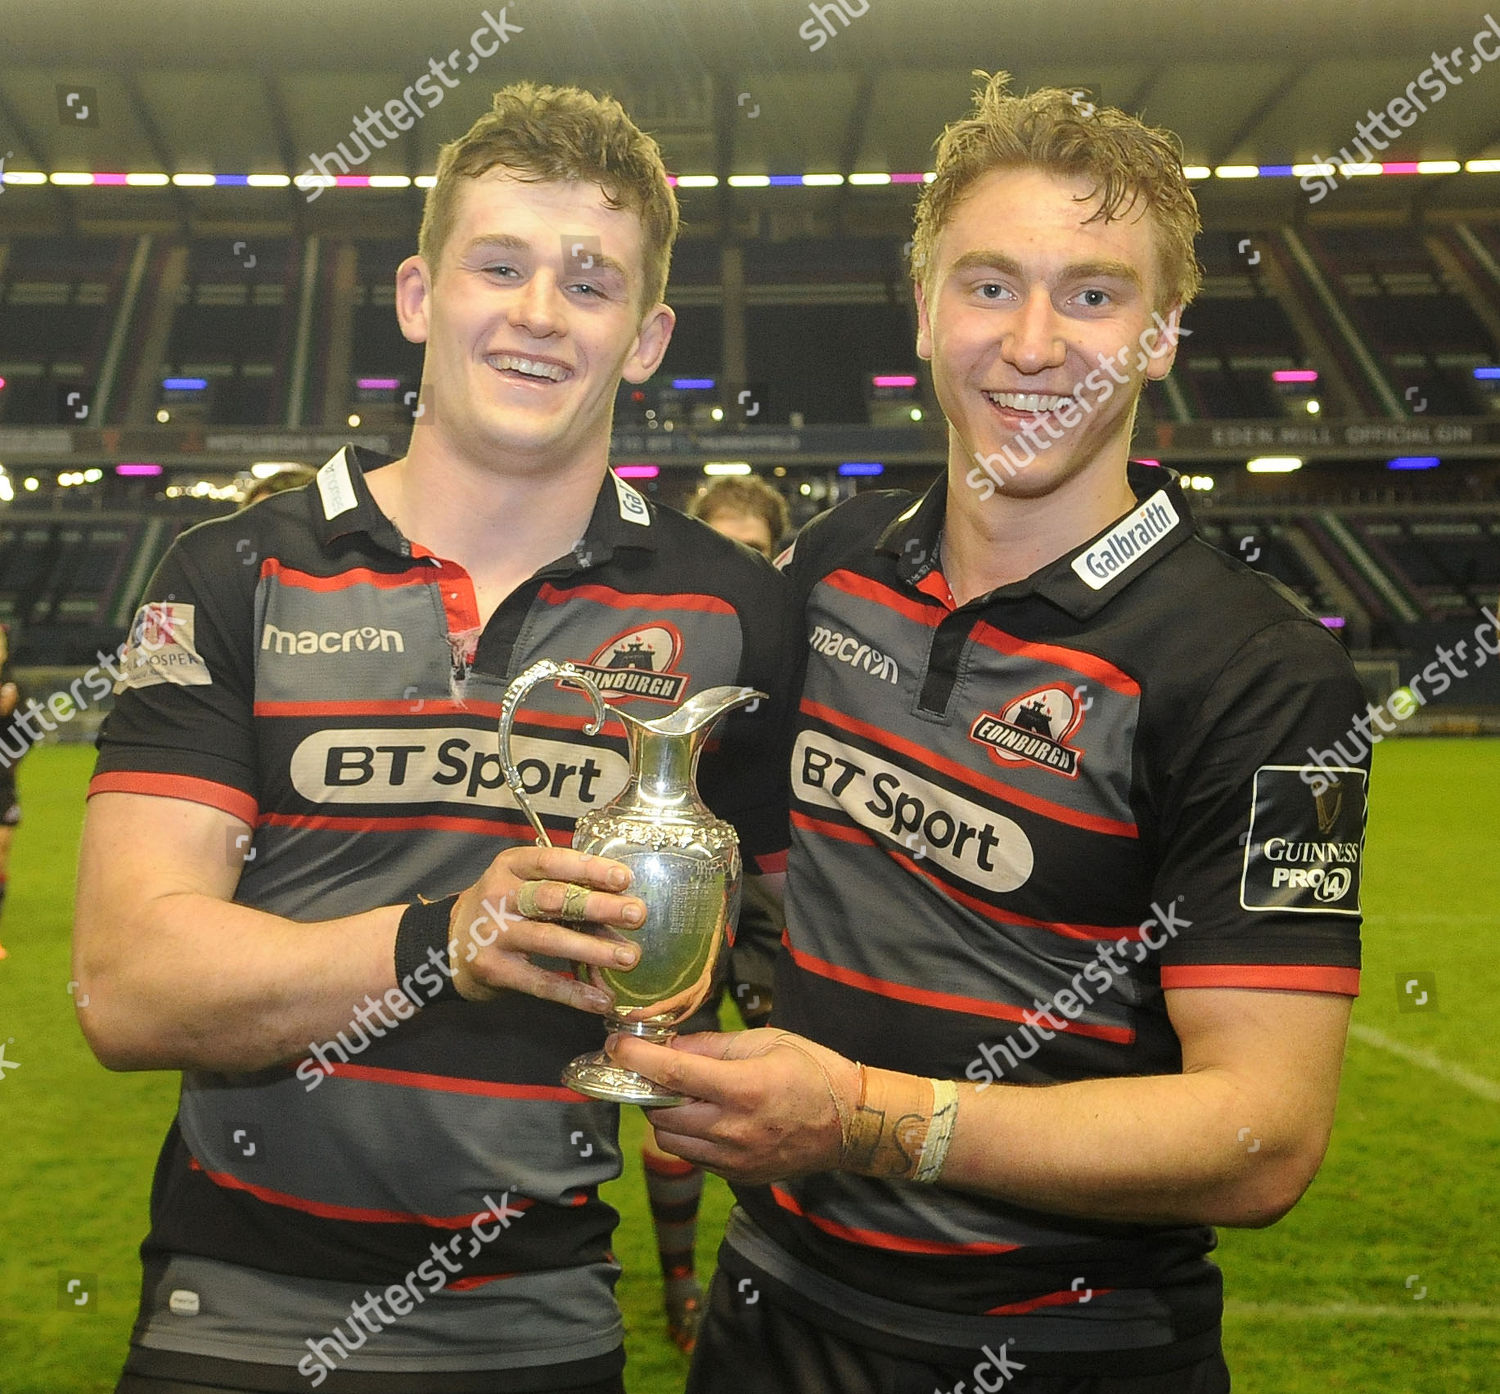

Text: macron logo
xmin=1071 ymin=492 xmax=1179 ymax=592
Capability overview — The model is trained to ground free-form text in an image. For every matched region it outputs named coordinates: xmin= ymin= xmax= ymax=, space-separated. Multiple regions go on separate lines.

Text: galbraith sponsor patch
xmin=968 ymin=685 xmax=1085 ymax=778
xmin=571 ymin=625 xmax=690 ymax=703
xmin=1240 ymin=764 xmax=1366 ymax=915
xmin=1071 ymin=492 xmax=1179 ymax=591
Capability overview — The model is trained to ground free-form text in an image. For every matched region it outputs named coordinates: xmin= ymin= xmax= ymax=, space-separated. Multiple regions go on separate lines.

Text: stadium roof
xmin=2 ymin=0 xmax=1499 ymax=239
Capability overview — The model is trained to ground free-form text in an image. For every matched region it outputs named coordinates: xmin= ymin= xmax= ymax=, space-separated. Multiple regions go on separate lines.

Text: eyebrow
xmin=948 ymin=250 xmax=1144 ymax=293
xmin=461 ymin=233 xmax=631 ymax=282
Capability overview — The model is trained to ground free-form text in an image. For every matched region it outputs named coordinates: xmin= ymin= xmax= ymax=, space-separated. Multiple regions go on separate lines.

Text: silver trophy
xmin=498 ymin=659 xmax=765 ymax=1105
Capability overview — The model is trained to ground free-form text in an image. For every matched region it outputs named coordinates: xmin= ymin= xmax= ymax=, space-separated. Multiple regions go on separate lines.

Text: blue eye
xmin=1079 ymin=288 xmax=1110 ymax=307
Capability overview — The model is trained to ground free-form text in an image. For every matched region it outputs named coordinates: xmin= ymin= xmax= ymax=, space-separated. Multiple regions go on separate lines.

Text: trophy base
xmin=562 ymin=1050 xmax=688 ymax=1107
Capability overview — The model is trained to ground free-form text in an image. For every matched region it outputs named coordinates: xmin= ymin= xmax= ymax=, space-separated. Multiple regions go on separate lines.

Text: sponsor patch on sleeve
xmin=1239 ymin=764 xmax=1366 ymax=915
xmin=116 ymin=603 xmax=213 ymax=690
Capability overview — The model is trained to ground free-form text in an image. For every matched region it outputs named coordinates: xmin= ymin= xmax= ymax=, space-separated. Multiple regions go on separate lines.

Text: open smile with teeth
xmin=487 ymin=352 xmax=571 ymax=382
xmin=984 ymin=391 xmax=1074 ymax=413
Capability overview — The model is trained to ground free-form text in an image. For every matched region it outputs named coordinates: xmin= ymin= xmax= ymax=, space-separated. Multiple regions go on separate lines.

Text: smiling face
xmin=396 ymin=169 xmax=674 ymax=478
xmin=916 ymin=166 xmax=1181 ymax=505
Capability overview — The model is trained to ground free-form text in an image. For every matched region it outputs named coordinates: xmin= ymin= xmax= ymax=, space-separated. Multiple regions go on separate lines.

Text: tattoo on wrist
xmin=840 ymin=1067 xmax=959 ymax=1183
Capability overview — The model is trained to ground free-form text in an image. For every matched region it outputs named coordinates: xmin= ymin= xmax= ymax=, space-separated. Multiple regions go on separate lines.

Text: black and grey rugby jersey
xmin=92 ymin=445 xmax=797 ymax=1388
xmin=731 ymin=464 xmax=1366 ymax=1377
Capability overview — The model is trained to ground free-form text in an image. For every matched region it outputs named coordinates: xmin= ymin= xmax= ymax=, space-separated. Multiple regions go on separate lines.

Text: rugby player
xmin=73 ymin=82 xmax=794 ymax=1394
xmin=612 ymin=74 xmax=1369 ymax=1394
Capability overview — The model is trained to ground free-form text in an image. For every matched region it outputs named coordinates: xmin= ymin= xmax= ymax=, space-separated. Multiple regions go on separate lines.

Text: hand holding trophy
xmin=498 ymin=659 xmax=764 ymax=1105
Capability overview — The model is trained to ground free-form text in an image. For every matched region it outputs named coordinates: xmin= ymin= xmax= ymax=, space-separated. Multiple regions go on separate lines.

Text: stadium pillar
xmin=318 ymin=242 xmax=359 ymax=427
xmin=720 ymin=243 xmax=747 ymax=400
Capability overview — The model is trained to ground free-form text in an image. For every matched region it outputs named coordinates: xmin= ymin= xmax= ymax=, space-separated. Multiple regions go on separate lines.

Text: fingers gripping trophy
xmin=498 ymin=660 xmax=764 ymax=1105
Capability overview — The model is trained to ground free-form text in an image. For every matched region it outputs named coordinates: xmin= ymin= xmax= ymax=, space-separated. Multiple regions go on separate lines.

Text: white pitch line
xmin=1348 ymin=1022 xmax=1500 ymax=1103
xmin=1227 ymin=1301 xmax=1500 ymax=1320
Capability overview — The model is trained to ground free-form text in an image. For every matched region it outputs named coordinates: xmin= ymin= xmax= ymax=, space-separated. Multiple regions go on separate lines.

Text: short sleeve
xmin=1150 ymin=619 xmax=1368 ymax=996
xmin=696 ymin=562 xmax=802 ymax=876
xmin=89 ymin=523 xmax=260 ymax=825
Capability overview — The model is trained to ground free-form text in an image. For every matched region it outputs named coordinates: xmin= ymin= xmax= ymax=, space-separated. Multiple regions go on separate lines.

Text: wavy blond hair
xmin=912 ymin=72 xmax=1202 ymax=311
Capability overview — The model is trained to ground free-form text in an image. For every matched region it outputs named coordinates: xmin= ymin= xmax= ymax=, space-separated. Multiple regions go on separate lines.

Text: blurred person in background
xmin=685 ymin=476 xmax=789 ymax=560
xmin=239 ymin=464 xmax=318 ymax=510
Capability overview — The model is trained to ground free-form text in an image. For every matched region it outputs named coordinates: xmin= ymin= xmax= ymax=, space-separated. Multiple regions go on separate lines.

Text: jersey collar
xmin=310 ymin=445 xmax=660 ymax=569
xmin=879 ymin=463 xmax=1198 ymax=618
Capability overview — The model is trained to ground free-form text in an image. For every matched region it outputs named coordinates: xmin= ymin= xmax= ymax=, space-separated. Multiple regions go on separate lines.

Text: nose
xmin=1002 ymin=289 xmax=1066 ymax=375
xmin=509 ymin=269 xmax=566 ymax=339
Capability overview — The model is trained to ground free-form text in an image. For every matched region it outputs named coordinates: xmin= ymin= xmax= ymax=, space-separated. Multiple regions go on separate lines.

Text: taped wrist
xmin=394 ymin=893 xmax=463 ymax=1006
xmin=840 ymin=1066 xmax=959 ymax=1184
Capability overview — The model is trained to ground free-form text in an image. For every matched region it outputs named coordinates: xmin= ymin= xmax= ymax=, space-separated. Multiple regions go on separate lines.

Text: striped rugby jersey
xmin=730 ymin=464 xmax=1368 ymax=1377
xmin=90 ymin=446 xmax=797 ymax=1390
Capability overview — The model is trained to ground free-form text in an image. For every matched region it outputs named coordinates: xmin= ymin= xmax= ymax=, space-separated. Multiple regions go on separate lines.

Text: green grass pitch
xmin=1 ymin=741 xmax=1496 ymax=1391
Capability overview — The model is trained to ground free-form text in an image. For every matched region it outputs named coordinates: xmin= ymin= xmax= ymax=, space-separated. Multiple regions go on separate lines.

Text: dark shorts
xmin=685 ymin=1266 xmax=1232 ymax=1394
xmin=116 ymin=1346 xmax=626 ymax=1394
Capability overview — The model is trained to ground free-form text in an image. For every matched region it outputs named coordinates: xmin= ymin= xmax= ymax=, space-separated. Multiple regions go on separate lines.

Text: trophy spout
xmin=638 ymin=685 xmax=766 ymax=740
xmin=616 ymin=687 xmax=766 ymax=811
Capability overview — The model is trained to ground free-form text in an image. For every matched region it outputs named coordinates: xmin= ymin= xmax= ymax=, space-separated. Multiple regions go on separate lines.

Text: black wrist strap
xmin=394 ymin=894 xmax=463 ymax=1006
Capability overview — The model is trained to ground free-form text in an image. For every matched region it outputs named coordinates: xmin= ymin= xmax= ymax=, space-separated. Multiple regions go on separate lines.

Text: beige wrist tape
xmin=840 ymin=1067 xmax=960 ymax=1183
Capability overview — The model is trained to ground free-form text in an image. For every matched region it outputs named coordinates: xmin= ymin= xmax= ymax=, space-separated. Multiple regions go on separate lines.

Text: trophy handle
xmin=498 ymin=660 xmax=611 ymax=848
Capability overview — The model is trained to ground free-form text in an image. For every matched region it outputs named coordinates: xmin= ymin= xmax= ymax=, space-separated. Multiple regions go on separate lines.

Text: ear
xmin=1144 ymin=304 xmax=1184 ymax=381
xmin=395 ymin=255 xmax=433 ymax=346
xmin=915 ymin=277 xmax=934 ymax=362
xmin=621 ymin=302 xmax=677 ymax=384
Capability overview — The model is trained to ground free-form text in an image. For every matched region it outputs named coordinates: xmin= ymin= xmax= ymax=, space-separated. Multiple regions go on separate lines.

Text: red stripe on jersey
xmin=783 ymin=933 xmax=1135 ymax=1041
xmin=447 ymin=1272 xmax=518 ymax=1291
xmin=260 ymin=558 xmax=431 ymax=591
xmin=1161 ymin=964 xmax=1361 ymax=996
xmin=799 ymin=699 xmax=1138 ymax=839
xmin=251 ymin=701 xmax=602 ymax=733
xmin=751 ymin=848 xmax=789 ymax=875
xmin=823 ymin=569 xmax=945 ymax=627
xmin=770 ymin=1184 xmax=1019 ymax=1255
xmin=87 ymin=771 xmax=258 ymax=825
xmin=299 ymin=1060 xmax=585 ymax=1102
xmin=259 ymin=811 xmax=563 ymax=840
xmin=969 ymin=619 xmax=1141 ymax=696
xmin=987 ymin=1286 xmax=1116 ymax=1315
xmin=538 ymin=582 xmax=736 ymax=616
xmin=791 ymin=811 xmax=1143 ymax=949
xmin=189 ymin=1157 xmax=536 ymax=1227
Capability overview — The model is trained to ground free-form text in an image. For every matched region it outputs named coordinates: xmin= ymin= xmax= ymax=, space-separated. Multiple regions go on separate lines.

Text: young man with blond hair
xmin=75 ymin=82 xmax=795 ymax=1394
xmin=614 ymin=74 xmax=1369 ymax=1393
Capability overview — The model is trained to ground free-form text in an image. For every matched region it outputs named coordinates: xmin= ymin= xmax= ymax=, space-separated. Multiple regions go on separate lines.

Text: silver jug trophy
xmin=497 ymin=659 xmax=765 ymax=1105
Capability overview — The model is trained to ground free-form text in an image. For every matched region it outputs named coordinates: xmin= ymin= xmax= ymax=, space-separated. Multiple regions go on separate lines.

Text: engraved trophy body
xmin=498 ymin=659 xmax=765 ymax=1105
